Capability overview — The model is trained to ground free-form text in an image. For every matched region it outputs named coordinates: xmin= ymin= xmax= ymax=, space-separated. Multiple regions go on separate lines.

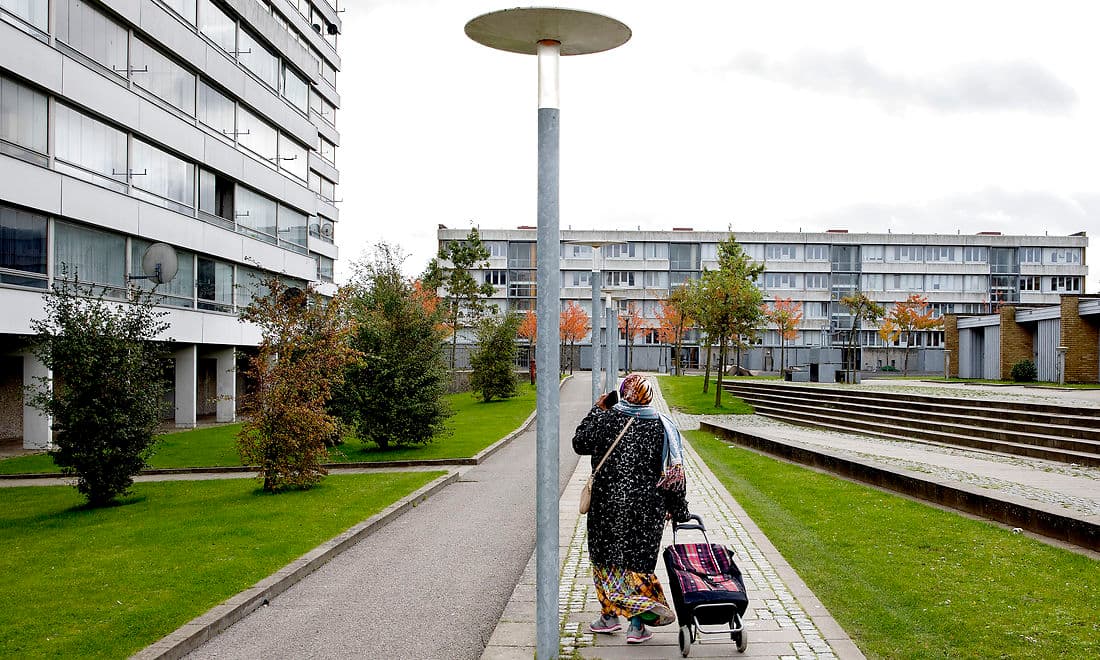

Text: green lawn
xmin=0 ymin=383 xmax=540 ymax=473
xmin=0 ymin=471 xmax=443 ymax=658
xmin=331 ymin=383 xmax=538 ymax=462
xmin=657 ymin=375 xmax=754 ymax=415
xmin=688 ymin=430 xmax=1100 ymax=659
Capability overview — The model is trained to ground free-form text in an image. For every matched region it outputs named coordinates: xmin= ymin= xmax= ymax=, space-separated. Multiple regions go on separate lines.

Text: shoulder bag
xmin=579 ymin=418 xmax=634 ymax=514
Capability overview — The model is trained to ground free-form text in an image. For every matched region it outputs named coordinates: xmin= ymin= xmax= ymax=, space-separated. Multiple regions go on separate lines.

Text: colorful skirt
xmin=592 ymin=564 xmax=676 ymax=626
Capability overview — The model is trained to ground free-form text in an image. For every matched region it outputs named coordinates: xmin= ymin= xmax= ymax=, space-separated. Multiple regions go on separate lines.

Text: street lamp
xmin=1057 ymin=345 xmax=1068 ymax=385
xmin=464 ymin=10 xmax=630 ymax=659
xmin=567 ymin=240 xmax=624 ymax=403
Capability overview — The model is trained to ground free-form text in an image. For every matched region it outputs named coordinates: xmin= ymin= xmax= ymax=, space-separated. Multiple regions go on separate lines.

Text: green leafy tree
xmin=469 ymin=313 xmax=521 ymax=402
xmin=839 ymin=291 xmax=885 ymax=383
xmin=237 ymin=277 xmax=358 ymax=492
xmin=693 ymin=237 xmax=764 ymax=405
xmin=27 ymin=271 xmax=170 ymax=507
xmin=331 ymin=244 xmax=452 ymax=450
xmin=423 ymin=228 xmax=496 ymax=370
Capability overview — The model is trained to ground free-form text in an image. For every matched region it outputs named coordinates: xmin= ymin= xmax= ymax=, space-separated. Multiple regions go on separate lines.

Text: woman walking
xmin=572 ymin=373 xmax=690 ymax=644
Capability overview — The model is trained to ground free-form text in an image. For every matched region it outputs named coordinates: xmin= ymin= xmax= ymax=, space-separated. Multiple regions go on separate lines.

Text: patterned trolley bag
xmin=662 ymin=514 xmax=749 ymax=656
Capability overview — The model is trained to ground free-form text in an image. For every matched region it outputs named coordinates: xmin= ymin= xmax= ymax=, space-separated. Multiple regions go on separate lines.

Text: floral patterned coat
xmin=572 ymin=406 xmax=691 ymax=573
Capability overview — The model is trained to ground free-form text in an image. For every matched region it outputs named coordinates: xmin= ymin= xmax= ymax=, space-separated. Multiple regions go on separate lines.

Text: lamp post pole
xmin=567 ymin=240 xmax=624 ymax=402
xmin=465 ymin=11 xmax=630 ymax=658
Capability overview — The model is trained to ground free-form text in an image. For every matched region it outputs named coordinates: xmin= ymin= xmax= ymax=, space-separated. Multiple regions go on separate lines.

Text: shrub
xmin=469 ymin=313 xmax=520 ymax=402
xmin=1010 ymin=359 xmax=1037 ymax=383
xmin=28 ymin=272 xmax=170 ymax=506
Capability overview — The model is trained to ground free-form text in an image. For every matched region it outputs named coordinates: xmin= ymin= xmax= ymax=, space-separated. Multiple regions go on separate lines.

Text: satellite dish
xmin=140 ymin=243 xmax=178 ymax=285
xmin=320 ymin=222 xmax=334 ymax=238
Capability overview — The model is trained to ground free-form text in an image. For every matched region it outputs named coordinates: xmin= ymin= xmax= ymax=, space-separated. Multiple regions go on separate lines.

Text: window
xmin=766 ymin=244 xmax=798 ymax=260
xmin=605 ymin=271 xmax=635 ymax=287
xmin=132 ymin=138 xmax=195 ymax=209
xmin=1051 ymin=276 xmax=1081 ymax=293
xmin=320 ymin=56 xmax=336 ymax=87
xmin=278 ymin=133 xmax=308 ymax=181
xmin=278 ymin=205 xmax=308 ymax=251
xmin=643 ymin=270 xmax=668 ymax=288
xmin=605 ymin=243 xmax=637 ymax=258
xmin=925 ymin=246 xmax=956 ymax=262
xmin=235 ymin=265 xmax=264 ymax=307
xmin=890 ymin=245 xmax=923 ymax=262
xmin=315 ymin=255 xmax=334 ymax=283
xmin=740 ymin=243 xmax=764 ymax=261
xmin=805 ymin=244 xmax=829 ymax=261
xmin=804 ymin=301 xmax=828 ymax=320
xmin=668 ymin=243 xmax=699 ymax=270
xmin=964 ymin=275 xmax=988 ymax=292
xmin=237 ymin=106 xmax=278 ymax=162
xmin=53 ymin=221 xmax=125 ymax=290
xmin=131 ymin=38 xmax=196 ymax=114
xmin=1046 ymin=248 xmax=1082 ymax=264
xmin=199 ymin=169 xmax=234 ymax=225
xmin=56 ymin=0 xmax=128 ymax=77
xmin=764 ymin=273 xmax=799 ymax=289
xmin=235 ymin=186 xmax=277 ymax=242
xmin=670 ymin=271 xmax=696 ymax=287
xmin=310 ymin=89 xmax=336 ymax=126
xmin=1019 ymin=247 xmax=1041 ymax=264
xmin=642 ymin=242 xmax=667 ymax=259
xmin=0 ymin=74 xmax=47 ymax=160
xmin=282 ymin=66 xmax=309 ymax=112
xmin=238 ymin=29 xmax=279 ymax=89
xmin=198 ymin=80 xmax=235 ymax=137
xmin=805 ymin=273 xmax=829 ymax=289
xmin=486 ymin=269 xmax=507 ymax=286
xmin=131 ymin=239 xmax=193 ymax=307
xmin=926 ymin=274 xmax=961 ymax=292
xmin=831 ymin=245 xmax=859 ymax=271
xmin=860 ymin=274 xmax=883 ymax=291
xmin=318 ymin=175 xmax=336 ymax=203
xmin=887 ymin=274 xmax=924 ymax=291
xmin=162 ymin=0 xmax=196 ymax=23
xmin=54 ymin=103 xmax=128 ymax=191
xmin=699 ymin=243 xmax=716 ymax=262
xmin=508 ymin=242 xmax=535 ymax=268
xmin=486 ymin=241 xmax=507 ymax=258
xmin=0 ymin=204 xmax=47 ymax=287
xmin=963 ymin=246 xmax=988 ymax=263
xmin=319 ymin=136 xmax=336 ymax=164
xmin=2 ymin=0 xmax=48 ymax=31
xmin=1019 ymin=276 xmax=1040 ymax=292
xmin=199 ymin=0 xmax=235 ymax=52
xmin=197 ymin=256 xmax=233 ymax=310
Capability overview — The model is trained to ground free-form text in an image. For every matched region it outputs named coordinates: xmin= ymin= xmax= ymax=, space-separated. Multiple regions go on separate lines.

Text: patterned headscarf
xmin=619 ymin=373 xmax=653 ymax=406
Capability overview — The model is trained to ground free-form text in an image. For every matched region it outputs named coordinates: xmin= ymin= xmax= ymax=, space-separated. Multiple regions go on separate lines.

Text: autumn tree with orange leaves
xmin=559 ymin=301 xmax=589 ymax=375
xmin=887 ymin=293 xmax=942 ymax=375
xmin=762 ymin=297 xmax=803 ymax=374
xmin=657 ymin=288 xmax=693 ymax=376
xmin=618 ymin=301 xmax=648 ymax=373
xmin=877 ymin=317 xmax=900 ymax=370
xmin=519 ymin=309 xmax=537 ymax=384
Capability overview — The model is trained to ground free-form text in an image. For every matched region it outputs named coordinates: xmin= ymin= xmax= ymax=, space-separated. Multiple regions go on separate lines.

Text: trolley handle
xmin=672 ymin=513 xmax=710 ymax=545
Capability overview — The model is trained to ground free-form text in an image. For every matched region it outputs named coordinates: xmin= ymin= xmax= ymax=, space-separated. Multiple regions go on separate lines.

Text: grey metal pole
xmin=604 ymin=305 xmax=614 ymax=389
xmin=591 ymin=258 xmax=602 ymax=402
xmin=610 ymin=308 xmax=620 ymax=382
xmin=534 ymin=38 xmax=561 ymax=660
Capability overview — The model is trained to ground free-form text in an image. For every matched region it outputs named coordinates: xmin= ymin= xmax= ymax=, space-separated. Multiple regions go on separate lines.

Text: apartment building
xmin=437 ymin=227 xmax=1088 ymax=373
xmin=0 ymin=0 xmax=342 ymax=448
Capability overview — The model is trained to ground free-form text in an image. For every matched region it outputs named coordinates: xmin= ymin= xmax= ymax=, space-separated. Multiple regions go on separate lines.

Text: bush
xmin=1010 ymin=359 xmax=1037 ymax=383
xmin=469 ymin=313 xmax=521 ymax=402
xmin=881 ymin=365 xmax=899 ymax=372
xmin=28 ymin=273 xmax=170 ymax=506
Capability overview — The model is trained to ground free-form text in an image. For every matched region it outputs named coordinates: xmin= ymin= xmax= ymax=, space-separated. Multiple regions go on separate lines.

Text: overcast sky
xmin=335 ymin=0 xmax=1098 ymax=283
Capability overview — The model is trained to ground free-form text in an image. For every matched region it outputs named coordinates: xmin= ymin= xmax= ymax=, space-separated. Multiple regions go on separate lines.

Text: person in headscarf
xmin=572 ymin=373 xmax=690 ymax=644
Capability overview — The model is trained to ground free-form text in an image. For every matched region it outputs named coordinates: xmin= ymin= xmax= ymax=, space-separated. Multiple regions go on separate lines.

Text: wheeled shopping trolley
xmin=662 ymin=514 xmax=749 ymax=656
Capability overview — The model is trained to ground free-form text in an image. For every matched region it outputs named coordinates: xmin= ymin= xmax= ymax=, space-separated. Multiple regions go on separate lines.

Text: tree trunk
xmin=702 ymin=341 xmax=712 ymax=392
xmin=780 ymin=338 xmax=786 ymax=374
xmin=714 ymin=335 xmax=727 ymax=408
xmin=902 ymin=333 xmax=911 ymax=375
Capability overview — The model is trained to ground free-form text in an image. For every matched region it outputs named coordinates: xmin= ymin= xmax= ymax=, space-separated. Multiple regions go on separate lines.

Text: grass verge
xmin=0 ymin=471 xmax=443 ymax=658
xmin=688 ymin=430 xmax=1100 ymax=658
xmin=657 ymin=375 xmax=754 ymax=415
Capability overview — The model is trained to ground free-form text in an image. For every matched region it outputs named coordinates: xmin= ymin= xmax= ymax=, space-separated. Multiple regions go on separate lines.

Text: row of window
xmin=0 ymin=74 xmax=334 ymax=250
xmin=0 ymin=204 xmax=328 ymax=307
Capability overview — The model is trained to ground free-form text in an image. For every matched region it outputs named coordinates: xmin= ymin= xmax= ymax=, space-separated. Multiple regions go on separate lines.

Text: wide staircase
xmin=722 ymin=381 xmax=1100 ymax=467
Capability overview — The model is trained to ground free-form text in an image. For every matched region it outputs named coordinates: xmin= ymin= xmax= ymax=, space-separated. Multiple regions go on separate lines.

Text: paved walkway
xmin=482 ymin=381 xmax=863 ymax=659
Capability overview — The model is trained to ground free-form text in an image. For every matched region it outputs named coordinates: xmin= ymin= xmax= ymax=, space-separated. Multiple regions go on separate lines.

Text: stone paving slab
xmin=482 ymin=383 xmax=861 ymax=659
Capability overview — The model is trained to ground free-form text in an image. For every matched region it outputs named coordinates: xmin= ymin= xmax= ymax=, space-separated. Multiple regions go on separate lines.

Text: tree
xmin=518 ymin=309 xmax=537 ymax=384
xmin=469 ymin=313 xmax=521 ymax=402
xmin=762 ymin=297 xmax=803 ymax=374
xmin=656 ymin=288 xmax=693 ymax=376
xmin=331 ymin=244 xmax=452 ymax=451
xmin=887 ymin=293 xmax=942 ymax=375
xmin=237 ymin=277 xmax=358 ymax=492
xmin=422 ymin=228 xmax=496 ymax=370
xmin=616 ymin=301 xmax=648 ymax=373
xmin=838 ymin=291 xmax=885 ymax=383
xmin=877 ymin=317 xmax=900 ymax=370
xmin=27 ymin=272 xmax=170 ymax=507
xmin=559 ymin=301 xmax=589 ymax=375
xmin=693 ymin=237 xmax=765 ymax=406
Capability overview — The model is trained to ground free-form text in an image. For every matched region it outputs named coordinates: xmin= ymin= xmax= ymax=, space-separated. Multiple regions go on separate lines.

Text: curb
xmin=700 ymin=421 xmax=1100 ymax=552
xmin=131 ymin=469 xmax=461 ymax=660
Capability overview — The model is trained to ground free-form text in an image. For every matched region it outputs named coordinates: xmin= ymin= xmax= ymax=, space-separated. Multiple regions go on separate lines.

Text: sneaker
xmin=626 ymin=619 xmax=652 ymax=644
xmin=589 ymin=614 xmax=622 ymax=634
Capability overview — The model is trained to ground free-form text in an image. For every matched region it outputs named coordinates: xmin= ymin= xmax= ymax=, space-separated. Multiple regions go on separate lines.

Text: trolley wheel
xmin=735 ymin=627 xmax=748 ymax=653
xmin=679 ymin=625 xmax=692 ymax=657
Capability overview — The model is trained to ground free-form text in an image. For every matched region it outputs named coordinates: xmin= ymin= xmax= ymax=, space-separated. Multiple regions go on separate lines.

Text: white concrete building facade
xmin=0 ymin=0 xmax=342 ymax=447
xmin=437 ymin=227 xmax=1088 ymax=375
